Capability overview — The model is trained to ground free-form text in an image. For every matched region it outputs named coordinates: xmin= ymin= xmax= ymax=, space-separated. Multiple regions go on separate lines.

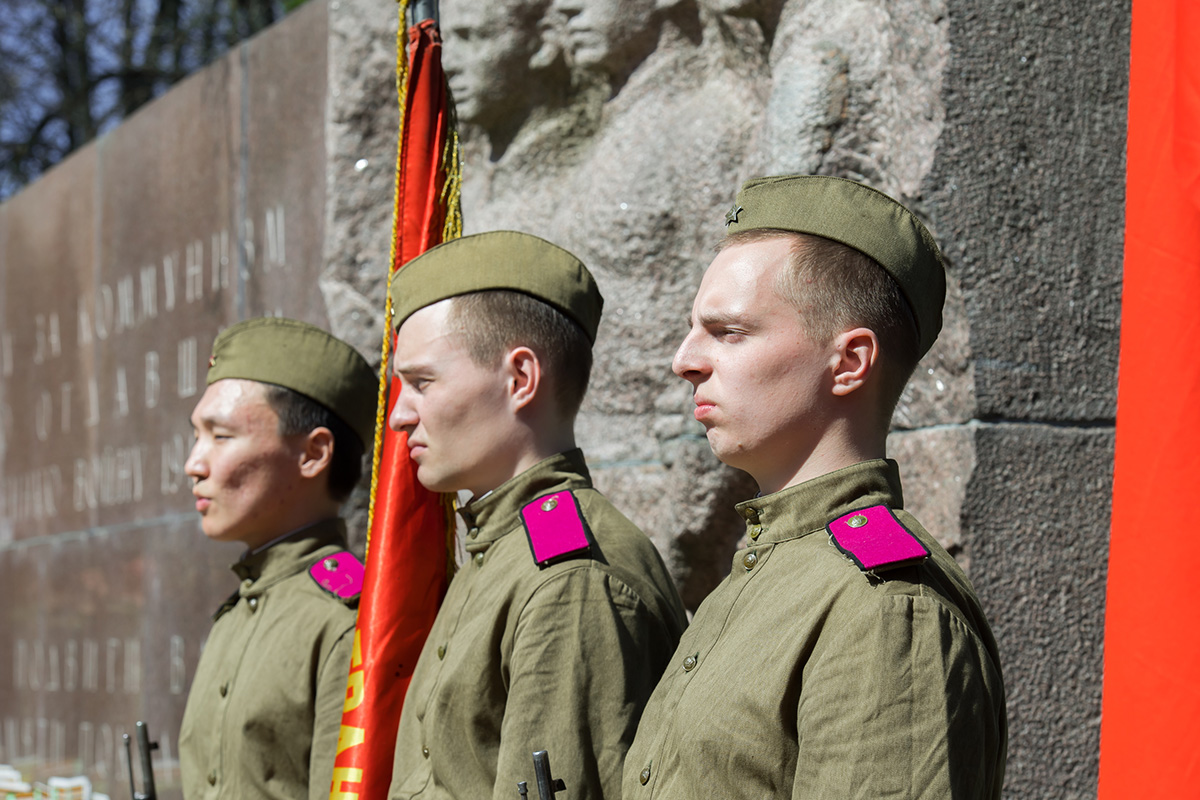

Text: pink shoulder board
xmin=522 ymin=490 xmax=592 ymax=569
xmin=827 ymin=505 xmax=929 ymax=574
xmin=308 ymin=551 xmax=365 ymax=599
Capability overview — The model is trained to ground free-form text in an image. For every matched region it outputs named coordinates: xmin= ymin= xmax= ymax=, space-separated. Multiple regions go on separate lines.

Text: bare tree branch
xmin=0 ymin=0 xmax=296 ymax=200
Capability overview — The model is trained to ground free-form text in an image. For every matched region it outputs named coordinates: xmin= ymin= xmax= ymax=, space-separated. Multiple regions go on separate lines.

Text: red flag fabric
xmin=330 ymin=15 xmax=457 ymax=800
xmin=1099 ymin=0 xmax=1200 ymax=795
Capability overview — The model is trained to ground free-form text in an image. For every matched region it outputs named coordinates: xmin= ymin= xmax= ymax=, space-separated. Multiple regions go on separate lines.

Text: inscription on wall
xmin=0 ymin=199 xmax=298 ymax=794
xmin=0 ymin=205 xmax=288 ymax=535
xmin=1 ymin=2 xmax=336 ymax=794
xmin=2 ymin=635 xmax=191 ymax=779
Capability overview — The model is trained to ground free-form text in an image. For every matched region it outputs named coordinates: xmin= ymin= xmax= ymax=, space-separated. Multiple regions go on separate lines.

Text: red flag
xmin=1099 ymin=0 xmax=1200 ymax=795
xmin=330 ymin=9 xmax=460 ymax=800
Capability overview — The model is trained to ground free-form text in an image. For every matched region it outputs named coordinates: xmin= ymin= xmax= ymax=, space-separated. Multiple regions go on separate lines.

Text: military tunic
xmin=388 ymin=450 xmax=688 ymax=800
xmin=180 ymin=519 xmax=359 ymax=800
xmin=623 ymin=459 xmax=1007 ymax=799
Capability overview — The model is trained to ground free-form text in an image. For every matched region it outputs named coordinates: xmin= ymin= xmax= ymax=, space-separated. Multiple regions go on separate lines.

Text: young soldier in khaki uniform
xmin=179 ymin=318 xmax=377 ymax=800
xmin=383 ymin=230 xmax=688 ymax=800
xmin=624 ymin=176 xmax=1008 ymax=798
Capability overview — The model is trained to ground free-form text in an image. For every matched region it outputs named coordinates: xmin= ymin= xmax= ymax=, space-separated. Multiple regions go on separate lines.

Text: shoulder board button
xmin=827 ymin=505 xmax=929 ymax=574
xmin=522 ymin=490 xmax=592 ymax=569
xmin=309 ymin=550 xmax=365 ymax=599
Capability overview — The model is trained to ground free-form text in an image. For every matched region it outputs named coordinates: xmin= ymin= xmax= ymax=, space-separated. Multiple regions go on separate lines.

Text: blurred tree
xmin=0 ymin=0 xmax=308 ymax=200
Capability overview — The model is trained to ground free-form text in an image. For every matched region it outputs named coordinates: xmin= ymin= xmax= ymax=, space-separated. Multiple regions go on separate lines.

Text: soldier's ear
xmin=505 ymin=345 xmax=543 ymax=412
xmin=830 ymin=327 xmax=879 ymax=397
xmin=298 ymin=427 xmax=335 ymax=479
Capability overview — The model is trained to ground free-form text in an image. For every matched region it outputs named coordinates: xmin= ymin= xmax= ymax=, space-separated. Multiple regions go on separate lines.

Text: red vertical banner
xmin=330 ymin=7 xmax=460 ymax=800
xmin=1099 ymin=0 xmax=1200 ymax=795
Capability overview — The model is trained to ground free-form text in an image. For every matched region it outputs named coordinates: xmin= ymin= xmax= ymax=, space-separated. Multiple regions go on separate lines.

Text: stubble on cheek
xmin=211 ymin=449 xmax=293 ymax=536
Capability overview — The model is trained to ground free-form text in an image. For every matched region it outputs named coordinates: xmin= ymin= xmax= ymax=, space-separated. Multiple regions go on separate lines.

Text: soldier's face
xmin=186 ymin=379 xmax=310 ymax=548
xmin=389 ymin=300 xmax=516 ymax=496
xmin=673 ymin=238 xmax=836 ymax=494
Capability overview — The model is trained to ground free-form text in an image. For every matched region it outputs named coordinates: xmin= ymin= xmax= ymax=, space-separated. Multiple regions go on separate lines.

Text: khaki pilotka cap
xmin=389 ymin=230 xmax=604 ymax=342
xmin=724 ymin=175 xmax=947 ymax=357
xmin=206 ymin=317 xmax=378 ymax=447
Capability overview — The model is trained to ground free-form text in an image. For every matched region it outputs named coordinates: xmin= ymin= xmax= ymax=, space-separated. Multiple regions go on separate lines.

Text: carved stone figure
xmin=552 ymin=0 xmax=686 ymax=93
xmin=441 ymin=0 xmax=571 ymax=158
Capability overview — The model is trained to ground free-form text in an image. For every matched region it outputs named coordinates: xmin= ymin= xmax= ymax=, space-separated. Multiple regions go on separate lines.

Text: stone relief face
xmin=552 ymin=0 xmax=661 ymax=79
xmin=441 ymin=0 xmax=548 ymax=129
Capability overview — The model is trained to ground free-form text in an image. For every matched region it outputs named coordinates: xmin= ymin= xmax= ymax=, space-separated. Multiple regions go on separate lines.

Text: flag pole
xmin=330 ymin=3 xmax=460 ymax=797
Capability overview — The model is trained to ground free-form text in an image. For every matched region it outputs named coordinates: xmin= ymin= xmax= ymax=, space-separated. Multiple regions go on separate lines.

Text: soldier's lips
xmin=693 ymin=400 xmax=715 ymax=421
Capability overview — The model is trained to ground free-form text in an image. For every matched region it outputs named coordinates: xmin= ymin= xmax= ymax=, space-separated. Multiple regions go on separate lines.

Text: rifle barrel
xmin=135 ymin=721 xmax=158 ymax=800
xmin=532 ymin=750 xmax=566 ymax=800
xmin=122 ymin=734 xmax=137 ymax=800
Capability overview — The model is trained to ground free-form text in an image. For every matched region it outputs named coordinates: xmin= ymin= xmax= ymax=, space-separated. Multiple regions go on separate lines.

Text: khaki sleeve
xmin=792 ymin=594 xmax=1004 ymax=800
xmin=309 ymin=625 xmax=356 ymax=800
xmin=492 ymin=568 xmax=672 ymax=800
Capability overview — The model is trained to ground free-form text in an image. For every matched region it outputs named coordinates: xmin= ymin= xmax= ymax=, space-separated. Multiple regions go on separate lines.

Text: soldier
xmin=384 ymin=230 xmax=688 ymax=800
xmin=624 ymin=175 xmax=1008 ymax=798
xmin=179 ymin=317 xmax=377 ymax=800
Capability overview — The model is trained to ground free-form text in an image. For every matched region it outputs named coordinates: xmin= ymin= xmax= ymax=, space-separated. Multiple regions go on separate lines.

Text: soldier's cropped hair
xmin=723 ymin=228 xmax=922 ymax=420
xmin=448 ymin=290 xmax=593 ymax=420
xmin=263 ymin=385 xmax=365 ymax=503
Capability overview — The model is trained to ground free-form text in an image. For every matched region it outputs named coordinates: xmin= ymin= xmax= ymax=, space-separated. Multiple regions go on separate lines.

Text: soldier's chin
xmin=200 ymin=520 xmax=233 ymax=542
xmin=415 ymin=465 xmax=457 ymax=494
xmin=707 ymin=435 xmax=748 ymax=471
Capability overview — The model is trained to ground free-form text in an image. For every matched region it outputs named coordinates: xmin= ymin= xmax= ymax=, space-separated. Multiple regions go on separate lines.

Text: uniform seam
xmin=516 ymin=564 xmax=647 ymax=619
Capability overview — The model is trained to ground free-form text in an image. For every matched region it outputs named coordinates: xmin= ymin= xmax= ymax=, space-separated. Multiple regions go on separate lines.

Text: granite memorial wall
xmin=0 ymin=4 xmax=329 ymax=795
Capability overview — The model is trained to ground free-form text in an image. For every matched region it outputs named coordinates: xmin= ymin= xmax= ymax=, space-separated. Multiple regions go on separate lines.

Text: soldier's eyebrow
xmin=392 ymin=358 xmax=436 ymax=376
xmin=696 ymin=309 xmax=746 ymax=328
xmin=191 ymin=411 xmax=220 ymax=429
xmin=192 ymin=403 xmax=243 ymax=429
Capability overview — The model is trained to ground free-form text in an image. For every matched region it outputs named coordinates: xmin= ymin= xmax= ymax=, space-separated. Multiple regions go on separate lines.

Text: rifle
xmin=516 ymin=750 xmax=565 ymax=800
xmin=122 ymin=721 xmax=159 ymax=800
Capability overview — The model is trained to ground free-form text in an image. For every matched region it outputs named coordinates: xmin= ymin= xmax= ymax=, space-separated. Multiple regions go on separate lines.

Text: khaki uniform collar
xmin=459 ymin=449 xmax=592 ymax=553
xmin=734 ymin=459 xmax=904 ymax=544
xmin=231 ymin=518 xmax=347 ymax=595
